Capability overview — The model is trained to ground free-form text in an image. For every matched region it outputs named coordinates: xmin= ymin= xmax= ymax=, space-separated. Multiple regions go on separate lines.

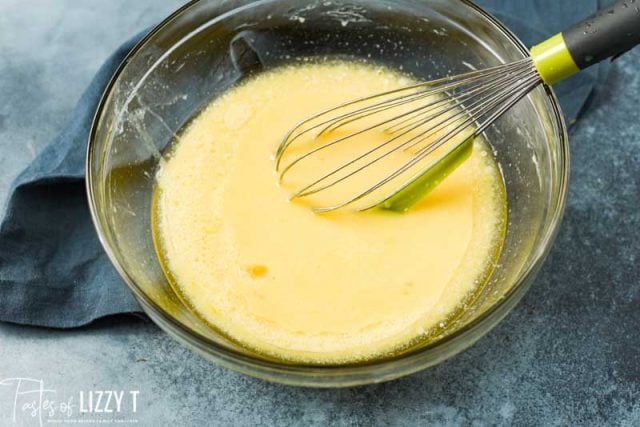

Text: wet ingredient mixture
xmin=153 ymin=61 xmax=506 ymax=364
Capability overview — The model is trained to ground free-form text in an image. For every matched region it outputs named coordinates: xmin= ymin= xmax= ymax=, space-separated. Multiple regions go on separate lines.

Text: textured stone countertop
xmin=0 ymin=1 xmax=638 ymax=425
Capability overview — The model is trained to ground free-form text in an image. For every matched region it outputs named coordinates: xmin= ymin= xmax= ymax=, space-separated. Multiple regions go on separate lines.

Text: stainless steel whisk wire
xmin=275 ymin=59 xmax=540 ymax=212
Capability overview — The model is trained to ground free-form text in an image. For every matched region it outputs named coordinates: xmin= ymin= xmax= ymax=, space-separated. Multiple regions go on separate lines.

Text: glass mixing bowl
xmin=87 ymin=0 xmax=568 ymax=386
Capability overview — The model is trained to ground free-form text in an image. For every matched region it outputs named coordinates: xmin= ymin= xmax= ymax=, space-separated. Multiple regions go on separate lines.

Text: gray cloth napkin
xmin=0 ymin=0 xmax=609 ymax=328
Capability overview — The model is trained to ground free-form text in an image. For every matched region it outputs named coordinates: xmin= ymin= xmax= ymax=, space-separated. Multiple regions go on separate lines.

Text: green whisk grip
xmin=531 ymin=0 xmax=640 ymax=85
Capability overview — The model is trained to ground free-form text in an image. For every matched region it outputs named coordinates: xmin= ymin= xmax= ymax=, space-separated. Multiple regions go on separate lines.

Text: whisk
xmin=275 ymin=0 xmax=640 ymax=213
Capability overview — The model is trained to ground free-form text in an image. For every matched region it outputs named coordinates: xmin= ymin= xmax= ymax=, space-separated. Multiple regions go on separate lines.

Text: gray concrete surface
xmin=0 ymin=1 xmax=639 ymax=425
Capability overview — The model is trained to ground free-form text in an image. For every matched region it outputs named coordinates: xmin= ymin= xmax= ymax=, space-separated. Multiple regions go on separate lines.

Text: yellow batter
xmin=153 ymin=61 xmax=506 ymax=364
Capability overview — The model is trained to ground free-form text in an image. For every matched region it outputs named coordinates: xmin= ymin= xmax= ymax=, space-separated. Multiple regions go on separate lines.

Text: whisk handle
xmin=531 ymin=0 xmax=640 ymax=85
xmin=564 ymin=0 xmax=640 ymax=67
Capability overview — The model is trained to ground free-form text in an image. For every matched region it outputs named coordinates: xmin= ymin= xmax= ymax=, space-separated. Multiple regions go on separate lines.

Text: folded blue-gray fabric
xmin=0 ymin=0 xmax=609 ymax=328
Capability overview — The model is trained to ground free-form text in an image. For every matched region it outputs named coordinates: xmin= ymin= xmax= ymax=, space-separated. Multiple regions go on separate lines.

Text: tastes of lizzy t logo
xmin=0 ymin=378 xmax=140 ymax=425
